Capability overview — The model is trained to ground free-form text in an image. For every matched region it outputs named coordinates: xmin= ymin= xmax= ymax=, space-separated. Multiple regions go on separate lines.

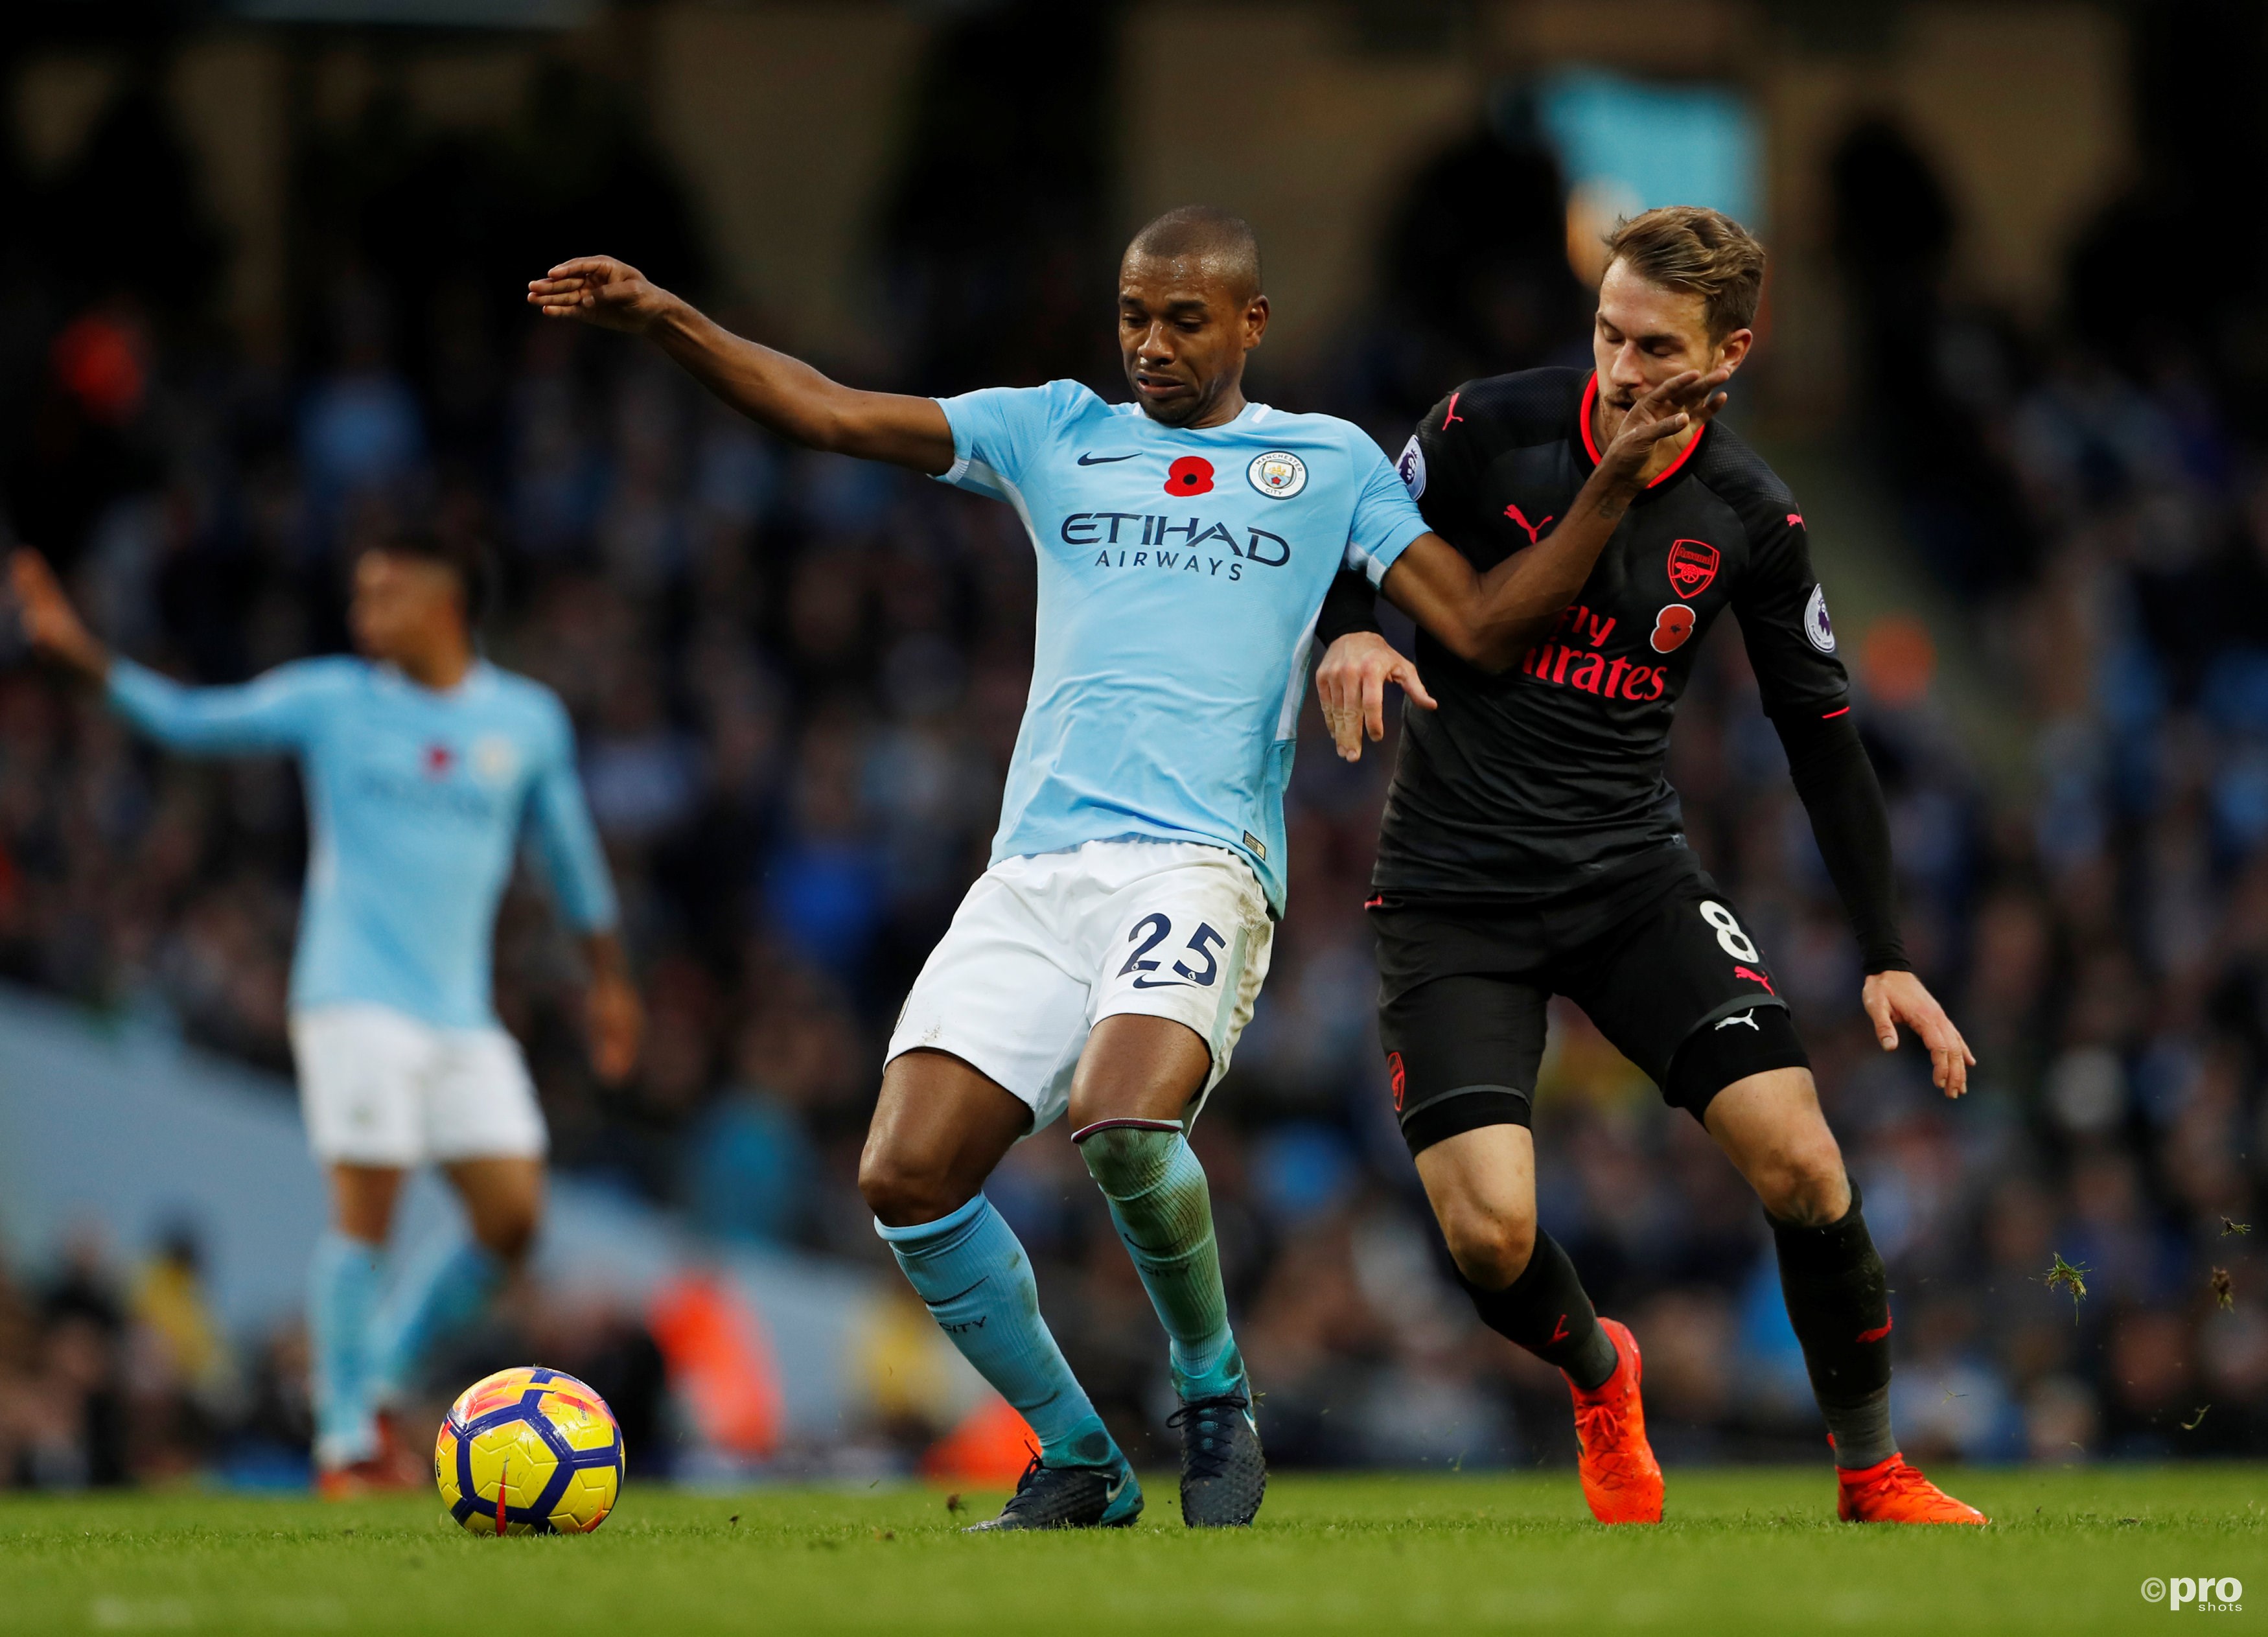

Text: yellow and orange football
xmin=434 ymin=1365 xmax=625 ymax=1536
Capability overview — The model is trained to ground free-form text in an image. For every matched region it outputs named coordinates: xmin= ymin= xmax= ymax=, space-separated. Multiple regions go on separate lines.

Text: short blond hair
xmin=1603 ymin=206 xmax=1765 ymax=340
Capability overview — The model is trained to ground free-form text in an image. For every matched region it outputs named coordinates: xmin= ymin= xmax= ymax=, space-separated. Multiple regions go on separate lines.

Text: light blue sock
xmin=1076 ymin=1122 xmax=1241 ymax=1400
xmin=368 ymin=1237 xmax=504 ymax=1406
xmin=309 ymin=1230 xmax=385 ymax=1469
xmin=877 ymin=1194 xmax=1120 ymax=1470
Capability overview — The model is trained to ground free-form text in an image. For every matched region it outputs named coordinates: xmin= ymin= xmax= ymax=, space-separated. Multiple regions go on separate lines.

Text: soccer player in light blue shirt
xmin=10 ymin=535 xmax=643 ymax=1490
xmin=531 ymin=206 xmax=1705 ymax=1527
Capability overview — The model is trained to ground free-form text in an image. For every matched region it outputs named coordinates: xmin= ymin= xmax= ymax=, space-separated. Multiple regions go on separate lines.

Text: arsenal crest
xmin=1667 ymin=539 xmax=1719 ymax=600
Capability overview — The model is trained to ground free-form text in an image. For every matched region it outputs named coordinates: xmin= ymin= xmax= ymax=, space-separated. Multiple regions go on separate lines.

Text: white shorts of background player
xmin=290 ymin=1003 xmax=548 ymax=1167
xmin=886 ymin=838 xmax=1275 ymax=1133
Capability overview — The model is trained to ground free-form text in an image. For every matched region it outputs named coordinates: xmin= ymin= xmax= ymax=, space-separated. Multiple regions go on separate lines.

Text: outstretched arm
xmin=12 ymin=549 xmax=312 ymax=753
xmin=1376 ymin=367 xmax=1730 ymax=674
xmin=527 ymin=257 xmax=955 ymax=474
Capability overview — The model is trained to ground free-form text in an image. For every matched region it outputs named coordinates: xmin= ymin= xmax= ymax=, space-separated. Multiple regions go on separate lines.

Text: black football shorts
xmin=1371 ymin=857 xmax=1810 ymax=1155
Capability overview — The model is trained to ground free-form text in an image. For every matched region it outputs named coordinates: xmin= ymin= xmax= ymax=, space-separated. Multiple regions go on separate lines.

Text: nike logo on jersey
xmin=1076 ymin=450 xmax=1139 ymax=465
xmin=1716 ymin=1010 xmax=1761 ymax=1032
xmin=1129 ymin=976 xmax=1199 ymax=990
xmin=1855 ymin=1317 xmax=1893 ymax=1345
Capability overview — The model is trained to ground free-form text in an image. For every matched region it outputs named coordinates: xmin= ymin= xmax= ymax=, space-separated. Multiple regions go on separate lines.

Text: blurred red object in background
xmin=51 ymin=311 xmax=148 ymax=426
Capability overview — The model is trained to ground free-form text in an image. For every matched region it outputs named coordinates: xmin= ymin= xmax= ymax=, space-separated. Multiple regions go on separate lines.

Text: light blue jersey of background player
xmin=106 ymin=653 xmax=617 ymax=1026
xmin=11 ymin=534 xmax=640 ymax=1490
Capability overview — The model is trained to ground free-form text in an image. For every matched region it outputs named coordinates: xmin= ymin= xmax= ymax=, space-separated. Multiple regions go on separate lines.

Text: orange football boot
xmin=373 ymin=1408 xmax=428 ymax=1486
xmin=1567 ymin=1317 xmax=1664 ymax=1524
xmin=317 ymin=1414 xmax=421 ymax=1500
xmin=1836 ymin=1453 xmax=1989 ymax=1524
xmin=316 ymin=1459 xmax=405 ymax=1500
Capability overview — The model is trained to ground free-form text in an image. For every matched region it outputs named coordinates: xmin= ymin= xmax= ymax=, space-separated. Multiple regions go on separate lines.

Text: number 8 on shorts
xmin=1700 ymin=900 xmax=1761 ymax=962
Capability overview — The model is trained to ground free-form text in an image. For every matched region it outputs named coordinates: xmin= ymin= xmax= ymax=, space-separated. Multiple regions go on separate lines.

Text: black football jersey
xmin=1343 ymin=366 xmax=1851 ymax=900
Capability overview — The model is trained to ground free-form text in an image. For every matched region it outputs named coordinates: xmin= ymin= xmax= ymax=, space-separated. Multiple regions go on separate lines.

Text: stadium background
xmin=0 ymin=0 xmax=2263 ymax=1490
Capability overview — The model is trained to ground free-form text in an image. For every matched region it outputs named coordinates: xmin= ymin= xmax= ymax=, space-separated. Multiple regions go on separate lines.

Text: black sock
xmin=1460 ymin=1231 xmax=1618 ymax=1391
xmin=1769 ymin=1181 xmax=1896 ymax=1469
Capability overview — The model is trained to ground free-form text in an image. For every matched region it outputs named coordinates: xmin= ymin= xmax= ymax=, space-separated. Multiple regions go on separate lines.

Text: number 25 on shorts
xmin=1118 ymin=912 xmax=1226 ymax=989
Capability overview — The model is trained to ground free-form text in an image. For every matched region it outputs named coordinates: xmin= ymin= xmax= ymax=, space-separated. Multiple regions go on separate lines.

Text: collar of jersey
xmin=375 ymin=658 xmax=492 ymax=702
xmin=1576 ymin=371 xmax=1706 ymax=492
xmin=1112 ymin=397 xmax=1265 ymax=435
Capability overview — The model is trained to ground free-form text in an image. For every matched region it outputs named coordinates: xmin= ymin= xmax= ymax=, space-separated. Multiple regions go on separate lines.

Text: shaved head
xmin=1124 ymin=205 xmax=1262 ymax=302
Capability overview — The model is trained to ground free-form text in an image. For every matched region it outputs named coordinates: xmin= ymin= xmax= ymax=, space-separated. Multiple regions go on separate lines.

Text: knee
xmin=472 ymin=1201 xmax=540 ymax=1265
xmin=1074 ymin=1124 xmax=1174 ymax=1196
xmin=1753 ymin=1135 xmax=1851 ymax=1225
xmin=858 ymin=1144 xmax=963 ymax=1229
xmin=1439 ymin=1204 xmax=1536 ymax=1291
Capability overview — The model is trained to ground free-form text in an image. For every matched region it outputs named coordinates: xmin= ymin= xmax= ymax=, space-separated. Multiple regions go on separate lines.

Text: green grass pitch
xmin=1 ymin=1467 xmax=2258 ymax=1636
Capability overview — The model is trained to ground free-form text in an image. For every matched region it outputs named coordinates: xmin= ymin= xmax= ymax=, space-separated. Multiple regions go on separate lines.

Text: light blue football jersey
xmin=935 ymin=378 xmax=1428 ymax=913
xmin=107 ymin=655 xmax=617 ymax=1030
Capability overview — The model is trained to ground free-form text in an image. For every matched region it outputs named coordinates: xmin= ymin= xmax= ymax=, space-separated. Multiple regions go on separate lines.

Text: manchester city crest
xmin=1247 ymin=450 xmax=1308 ymax=499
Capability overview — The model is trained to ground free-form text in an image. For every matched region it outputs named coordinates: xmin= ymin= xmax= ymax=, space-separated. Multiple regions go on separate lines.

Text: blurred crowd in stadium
xmin=2 ymin=53 xmax=2265 ymax=1488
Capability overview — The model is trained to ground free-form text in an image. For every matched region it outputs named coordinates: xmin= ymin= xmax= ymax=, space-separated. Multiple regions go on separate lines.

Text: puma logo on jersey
xmin=1504 ymin=501 xmax=1555 ymax=546
xmin=1732 ymin=965 xmax=1775 ymax=994
xmin=1716 ymin=1009 xmax=1761 ymax=1032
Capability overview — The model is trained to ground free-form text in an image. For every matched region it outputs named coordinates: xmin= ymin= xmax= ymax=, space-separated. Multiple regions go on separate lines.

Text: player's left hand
xmin=586 ymin=969 xmax=644 ymax=1084
xmin=1316 ymin=631 xmax=1437 ymax=761
xmin=1862 ymin=969 xmax=1974 ymax=1097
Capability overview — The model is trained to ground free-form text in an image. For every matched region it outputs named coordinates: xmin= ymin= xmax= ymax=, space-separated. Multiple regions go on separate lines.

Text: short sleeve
xmin=932 ymin=379 xmax=1087 ymax=500
xmin=1733 ymin=511 xmax=1851 ymax=721
xmin=1341 ymin=440 xmax=1430 ymax=587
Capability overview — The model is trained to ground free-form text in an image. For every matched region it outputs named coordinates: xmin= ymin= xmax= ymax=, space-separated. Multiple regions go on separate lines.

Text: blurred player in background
xmin=1315 ymin=206 xmax=1985 ymax=1525
xmin=9 ymin=533 xmax=643 ymax=1496
xmin=531 ymin=207 xmax=1717 ymax=1528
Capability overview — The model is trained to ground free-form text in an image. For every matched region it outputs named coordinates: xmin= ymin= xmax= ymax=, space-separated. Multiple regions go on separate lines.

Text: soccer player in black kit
xmin=1313 ymin=207 xmax=1985 ymax=1526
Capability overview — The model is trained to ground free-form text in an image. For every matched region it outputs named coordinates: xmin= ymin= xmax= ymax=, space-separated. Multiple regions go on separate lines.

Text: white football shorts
xmin=885 ymin=839 xmax=1275 ymax=1133
xmin=290 ymin=1003 xmax=548 ymax=1167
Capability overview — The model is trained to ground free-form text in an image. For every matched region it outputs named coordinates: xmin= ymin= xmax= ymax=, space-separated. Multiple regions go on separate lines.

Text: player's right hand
xmin=8 ymin=550 xmax=108 ymax=680
xmin=1595 ymin=366 xmax=1733 ymax=482
xmin=526 ymin=257 xmax=674 ymax=334
xmin=1317 ymin=631 xmax=1437 ymax=762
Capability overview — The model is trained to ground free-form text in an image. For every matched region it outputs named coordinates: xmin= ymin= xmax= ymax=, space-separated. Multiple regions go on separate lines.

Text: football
xmin=434 ymin=1366 xmax=625 ymax=1537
